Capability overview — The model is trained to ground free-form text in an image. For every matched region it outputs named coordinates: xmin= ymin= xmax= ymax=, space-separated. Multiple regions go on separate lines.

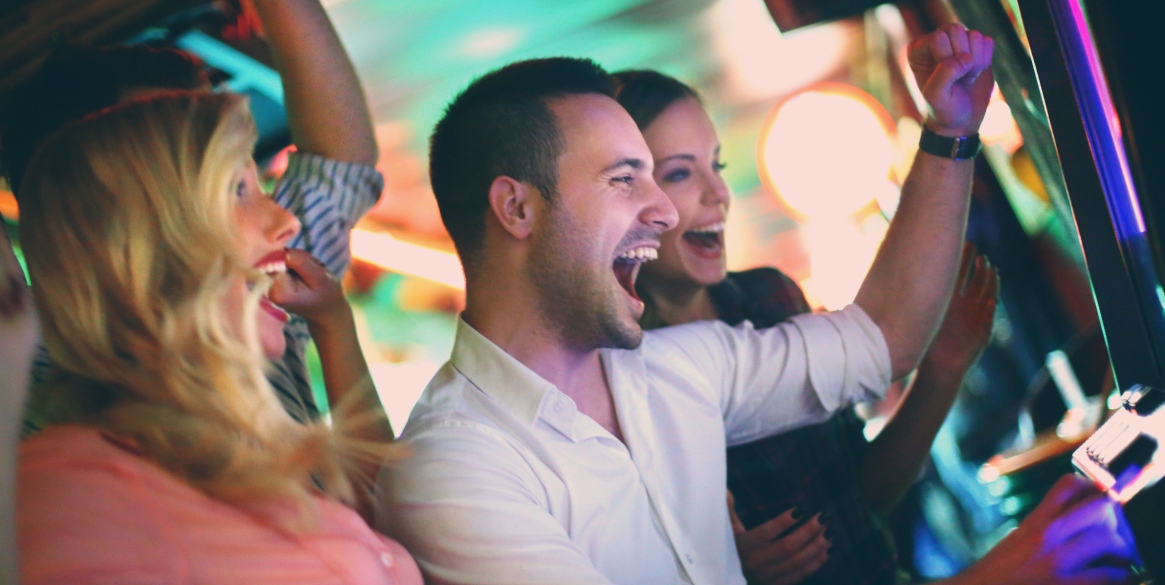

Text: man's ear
xmin=487 ymin=176 xmax=535 ymax=240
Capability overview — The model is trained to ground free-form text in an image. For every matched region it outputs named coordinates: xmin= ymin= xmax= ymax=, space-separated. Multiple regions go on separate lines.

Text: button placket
xmin=625 ymin=389 xmax=703 ymax=580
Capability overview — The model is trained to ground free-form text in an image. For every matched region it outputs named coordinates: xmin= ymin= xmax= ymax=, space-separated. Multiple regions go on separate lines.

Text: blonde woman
xmin=5 ymin=0 xmax=395 ymax=521
xmin=14 ymin=92 xmax=420 ymax=584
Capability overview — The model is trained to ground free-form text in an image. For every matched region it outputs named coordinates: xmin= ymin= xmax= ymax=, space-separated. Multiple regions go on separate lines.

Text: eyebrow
xmin=601 ymin=157 xmax=646 ymax=174
xmin=656 ymin=146 xmax=723 ymax=165
xmin=657 ymin=153 xmax=697 ymax=164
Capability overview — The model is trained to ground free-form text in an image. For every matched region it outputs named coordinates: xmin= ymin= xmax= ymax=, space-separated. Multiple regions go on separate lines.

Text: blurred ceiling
xmin=0 ymin=0 xmax=202 ymax=92
xmin=321 ymin=0 xmax=863 ymax=280
xmin=1 ymin=0 xmax=873 ymax=281
xmin=333 ymin=0 xmax=732 ymax=239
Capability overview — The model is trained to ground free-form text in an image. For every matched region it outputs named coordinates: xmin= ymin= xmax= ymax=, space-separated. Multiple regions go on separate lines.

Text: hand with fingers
xmin=956 ymin=475 xmax=1139 ymax=585
xmin=907 ymin=23 xmax=996 ymax=137
xmin=924 ymin=243 xmax=998 ymax=374
xmin=268 ymin=248 xmax=351 ymax=329
xmin=728 ymin=491 xmax=831 ymax=585
xmin=271 ymin=247 xmax=392 ymax=499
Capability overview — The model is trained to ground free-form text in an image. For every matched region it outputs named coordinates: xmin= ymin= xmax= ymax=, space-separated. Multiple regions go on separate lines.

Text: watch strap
xmin=919 ymin=127 xmax=982 ymax=160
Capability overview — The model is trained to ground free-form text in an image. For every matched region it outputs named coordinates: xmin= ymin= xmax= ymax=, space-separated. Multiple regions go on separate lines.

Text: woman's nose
xmin=266 ymin=198 xmax=301 ymax=246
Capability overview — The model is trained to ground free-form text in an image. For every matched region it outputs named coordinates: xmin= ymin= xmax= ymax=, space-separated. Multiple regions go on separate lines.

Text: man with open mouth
xmin=376 ymin=26 xmax=1131 ymax=585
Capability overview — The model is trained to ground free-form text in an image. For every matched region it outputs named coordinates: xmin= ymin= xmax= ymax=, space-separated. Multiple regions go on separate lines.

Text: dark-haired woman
xmin=614 ymin=69 xmax=997 ymax=585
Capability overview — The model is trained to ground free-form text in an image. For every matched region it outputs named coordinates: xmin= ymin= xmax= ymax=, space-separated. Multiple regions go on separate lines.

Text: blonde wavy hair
xmin=19 ymin=91 xmax=380 ymax=522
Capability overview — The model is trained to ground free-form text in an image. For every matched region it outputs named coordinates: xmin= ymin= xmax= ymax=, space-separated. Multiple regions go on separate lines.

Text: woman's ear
xmin=487 ymin=176 xmax=535 ymax=240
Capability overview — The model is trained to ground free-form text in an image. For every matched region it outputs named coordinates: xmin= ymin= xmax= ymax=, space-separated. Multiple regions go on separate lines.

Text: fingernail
xmin=824 ymin=527 xmax=834 ymax=540
xmin=818 ymin=512 xmax=830 ymax=524
xmin=791 ymin=508 xmax=803 ymax=521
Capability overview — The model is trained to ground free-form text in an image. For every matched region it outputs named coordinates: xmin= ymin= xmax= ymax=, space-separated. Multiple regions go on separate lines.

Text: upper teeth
xmin=258 ymin=261 xmax=287 ymax=276
xmin=689 ymin=222 xmax=725 ymax=234
xmin=619 ymin=247 xmax=658 ymax=261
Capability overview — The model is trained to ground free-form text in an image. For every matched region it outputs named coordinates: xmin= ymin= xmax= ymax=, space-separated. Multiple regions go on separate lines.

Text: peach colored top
xmin=18 ymin=426 xmax=422 ymax=585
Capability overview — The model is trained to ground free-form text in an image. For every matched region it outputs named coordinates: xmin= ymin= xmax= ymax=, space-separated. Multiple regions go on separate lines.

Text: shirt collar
xmin=449 ymin=316 xmax=569 ymax=430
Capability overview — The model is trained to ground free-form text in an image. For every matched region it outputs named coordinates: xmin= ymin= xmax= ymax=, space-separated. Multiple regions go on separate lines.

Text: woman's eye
xmin=712 ymin=161 xmax=728 ymax=173
xmin=662 ymin=168 xmax=691 ymax=183
xmin=235 ymin=180 xmax=248 ymax=198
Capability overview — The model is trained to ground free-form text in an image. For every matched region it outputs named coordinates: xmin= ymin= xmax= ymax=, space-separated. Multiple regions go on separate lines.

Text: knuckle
xmin=772 ymin=542 xmax=795 ymax=556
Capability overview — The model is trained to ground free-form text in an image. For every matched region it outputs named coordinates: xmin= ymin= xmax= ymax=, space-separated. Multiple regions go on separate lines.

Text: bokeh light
xmin=350 ymin=229 xmax=465 ymax=290
xmin=756 ymin=83 xmax=898 ymax=310
xmin=981 ymin=87 xmax=1024 ymax=153
xmin=709 ymin=0 xmax=851 ymax=102
xmin=758 ymin=82 xmax=897 ymax=222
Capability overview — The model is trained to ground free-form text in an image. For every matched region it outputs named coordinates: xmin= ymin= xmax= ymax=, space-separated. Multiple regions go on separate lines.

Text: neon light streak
xmin=1064 ymin=0 xmax=1145 ymax=233
xmin=350 ymin=229 xmax=465 ymax=290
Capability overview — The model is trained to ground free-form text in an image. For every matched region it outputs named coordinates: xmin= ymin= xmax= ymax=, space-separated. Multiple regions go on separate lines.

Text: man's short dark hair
xmin=1 ymin=43 xmax=207 ymax=193
xmin=428 ymin=57 xmax=617 ymax=271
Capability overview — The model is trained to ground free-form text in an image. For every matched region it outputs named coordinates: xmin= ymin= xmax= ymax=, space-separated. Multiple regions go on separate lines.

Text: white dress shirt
xmin=376 ymin=304 xmax=891 ymax=585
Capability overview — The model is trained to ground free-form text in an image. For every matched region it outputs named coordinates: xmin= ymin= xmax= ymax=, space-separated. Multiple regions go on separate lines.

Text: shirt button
xmin=380 ymin=552 xmax=394 ymax=567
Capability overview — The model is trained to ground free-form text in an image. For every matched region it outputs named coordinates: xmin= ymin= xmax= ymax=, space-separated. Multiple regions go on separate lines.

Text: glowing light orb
xmin=758 ymin=83 xmax=896 ymax=222
xmin=980 ymin=87 xmax=1024 ymax=154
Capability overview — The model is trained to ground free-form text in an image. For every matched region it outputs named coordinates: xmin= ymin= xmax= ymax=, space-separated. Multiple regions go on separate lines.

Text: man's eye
xmin=612 ymin=175 xmax=633 ymax=185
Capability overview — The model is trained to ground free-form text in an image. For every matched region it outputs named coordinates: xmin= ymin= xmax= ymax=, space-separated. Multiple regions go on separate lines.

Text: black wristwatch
xmin=918 ymin=126 xmax=981 ymax=160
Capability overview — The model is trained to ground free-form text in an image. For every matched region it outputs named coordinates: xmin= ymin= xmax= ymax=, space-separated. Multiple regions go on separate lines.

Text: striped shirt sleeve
xmin=267 ymin=152 xmax=383 ymax=421
xmin=273 ymin=152 xmax=385 ymax=278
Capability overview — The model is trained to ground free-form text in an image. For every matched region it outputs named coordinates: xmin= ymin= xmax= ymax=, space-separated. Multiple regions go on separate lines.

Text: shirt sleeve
xmin=272 ymin=151 xmax=384 ymax=278
xmin=377 ymin=422 xmax=616 ymax=585
xmin=19 ymin=456 xmax=181 ymax=584
xmin=651 ymin=304 xmax=892 ymax=447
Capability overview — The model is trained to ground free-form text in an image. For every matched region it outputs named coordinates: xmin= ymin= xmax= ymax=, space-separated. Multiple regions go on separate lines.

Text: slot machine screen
xmin=1014 ymin=0 xmax=1165 ymax=576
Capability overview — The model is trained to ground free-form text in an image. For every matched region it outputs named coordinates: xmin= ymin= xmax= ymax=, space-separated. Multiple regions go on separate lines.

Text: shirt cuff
xmin=273 ymin=152 xmax=385 ymax=277
xmin=282 ymin=151 xmax=385 ymax=224
xmin=789 ymin=304 xmax=892 ymax=411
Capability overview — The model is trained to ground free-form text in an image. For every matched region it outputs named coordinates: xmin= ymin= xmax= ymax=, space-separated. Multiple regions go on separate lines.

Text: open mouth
xmin=681 ymin=221 xmax=725 ymax=258
xmin=612 ymin=246 xmax=658 ymax=302
xmin=253 ymin=251 xmax=290 ymax=323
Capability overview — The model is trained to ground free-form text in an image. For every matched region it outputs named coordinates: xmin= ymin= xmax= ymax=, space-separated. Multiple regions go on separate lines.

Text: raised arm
xmin=250 ymin=0 xmax=379 ymax=165
xmin=860 ymin=245 xmax=998 ymax=514
xmin=854 ymin=24 xmax=994 ymax=380
xmin=270 ymin=249 xmax=393 ymax=522
xmin=252 ymin=0 xmax=391 ymax=487
xmin=0 ymin=227 xmax=38 ymax=585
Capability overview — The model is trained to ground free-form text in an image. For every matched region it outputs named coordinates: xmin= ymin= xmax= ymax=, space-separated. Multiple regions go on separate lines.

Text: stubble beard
xmin=529 ymin=205 xmax=643 ymax=352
